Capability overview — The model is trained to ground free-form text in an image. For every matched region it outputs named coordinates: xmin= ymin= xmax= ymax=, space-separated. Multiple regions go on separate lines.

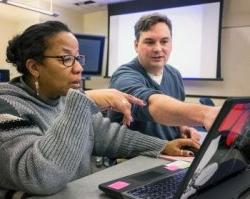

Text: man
xmin=109 ymin=13 xmax=219 ymax=155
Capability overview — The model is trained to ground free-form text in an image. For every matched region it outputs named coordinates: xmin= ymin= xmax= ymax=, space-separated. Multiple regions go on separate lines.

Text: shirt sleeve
xmin=110 ymin=66 xmax=162 ymax=122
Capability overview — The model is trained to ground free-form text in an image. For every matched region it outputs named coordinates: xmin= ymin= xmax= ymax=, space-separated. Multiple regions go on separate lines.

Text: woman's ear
xmin=26 ymin=58 xmax=40 ymax=78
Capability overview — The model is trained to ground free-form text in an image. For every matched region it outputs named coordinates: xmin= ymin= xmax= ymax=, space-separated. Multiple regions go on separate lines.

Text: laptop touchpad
xmin=132 ymin=171 xmax=163 ymax=182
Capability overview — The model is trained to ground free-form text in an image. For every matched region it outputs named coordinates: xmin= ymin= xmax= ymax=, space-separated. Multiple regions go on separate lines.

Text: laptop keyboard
xmin=125 ymin=169 xmax=187 ymax=199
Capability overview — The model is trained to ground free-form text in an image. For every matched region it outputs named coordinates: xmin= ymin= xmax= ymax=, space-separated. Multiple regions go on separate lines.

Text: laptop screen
xmin=178 ymin=97 xmax=250 ymax=199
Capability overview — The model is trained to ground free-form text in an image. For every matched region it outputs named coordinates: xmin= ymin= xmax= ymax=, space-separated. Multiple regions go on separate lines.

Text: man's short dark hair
xmin=134 ymin=13 xmax=172 ymax=41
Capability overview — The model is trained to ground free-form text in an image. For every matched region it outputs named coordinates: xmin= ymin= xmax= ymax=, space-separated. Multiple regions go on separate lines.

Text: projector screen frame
xmin=106 ymin=0 xmax=224 ymax=81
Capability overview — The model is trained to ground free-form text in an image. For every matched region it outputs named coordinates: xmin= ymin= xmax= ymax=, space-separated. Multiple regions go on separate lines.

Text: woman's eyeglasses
xmin=43 ymin=55 xmax=85 ymax=67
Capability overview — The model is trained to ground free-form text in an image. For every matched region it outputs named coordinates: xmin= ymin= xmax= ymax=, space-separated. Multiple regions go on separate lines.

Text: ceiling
xmin=4 ymin=0 xmax=250 ymax=15
xmin=1 ymin=0 xmax=134 ymax=13
xmin=0 ymin=0 xmax=136 ymax=20
xmin=50 ymin=0 xmax=134 ymax=13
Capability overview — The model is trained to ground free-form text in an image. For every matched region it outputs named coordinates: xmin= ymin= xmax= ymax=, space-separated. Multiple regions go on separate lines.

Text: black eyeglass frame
xmin=42 ymin=55 xmax=85 ymax=67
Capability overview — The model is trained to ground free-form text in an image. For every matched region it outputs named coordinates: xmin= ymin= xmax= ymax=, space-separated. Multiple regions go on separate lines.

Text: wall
xmin=39 ymin=1 xmax=84 ymax=33
xmin=0 ymin=4 xmax=40 ymax=78
xmin=0 ymin=1 xmax=83 ymax=78
xmin=83 ymin=0 xmax=250 ymax=100
xmin=184 ymin=0 xmax=250 ymax=97
xmin=82 ymin=10 xmax=109 ymax=89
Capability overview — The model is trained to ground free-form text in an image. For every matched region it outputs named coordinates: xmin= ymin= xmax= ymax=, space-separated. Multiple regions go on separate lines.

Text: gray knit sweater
xmin=0 ymin=77 xmax=166 ymax=196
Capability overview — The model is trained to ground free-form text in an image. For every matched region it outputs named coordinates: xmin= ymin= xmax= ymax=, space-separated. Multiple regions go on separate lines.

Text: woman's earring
xmin=35 ymin=80 xmax=39 ymax=96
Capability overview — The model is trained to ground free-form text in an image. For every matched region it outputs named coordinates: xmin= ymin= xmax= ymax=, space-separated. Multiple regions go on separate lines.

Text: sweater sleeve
xmin=0 ymin=89 xmax=96 ymax=195
xmin=92 ymin=112 xmax=167 ymax=158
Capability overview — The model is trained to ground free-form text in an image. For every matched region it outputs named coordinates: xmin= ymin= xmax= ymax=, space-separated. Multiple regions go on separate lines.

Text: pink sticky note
xmin=165 ymin=165 xmax=179 ymax=171
xmin=108 ymin=181 xmax=130 ymax=190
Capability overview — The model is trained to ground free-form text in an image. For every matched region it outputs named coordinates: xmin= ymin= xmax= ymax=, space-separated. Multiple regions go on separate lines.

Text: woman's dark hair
xmin=134 ymin=13 xmax=172 ymax=41
xmin=6 ymin=21 xmax=71 ymax=75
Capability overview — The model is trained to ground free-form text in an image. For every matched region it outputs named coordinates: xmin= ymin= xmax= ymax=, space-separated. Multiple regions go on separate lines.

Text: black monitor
xmin=0 ymin=69 xmax=10 ymax=82
xmin=75 ymin=34 xmax=105 ymax=77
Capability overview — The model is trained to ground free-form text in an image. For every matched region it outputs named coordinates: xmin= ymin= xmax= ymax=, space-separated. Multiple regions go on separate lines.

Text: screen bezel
xmin=107 ymin=0 xmax=224 ymax=80
xmin=75 ymin=33 xmax=105 ymax=76
xmin=176 ymin=97 xmax=250 ymax=198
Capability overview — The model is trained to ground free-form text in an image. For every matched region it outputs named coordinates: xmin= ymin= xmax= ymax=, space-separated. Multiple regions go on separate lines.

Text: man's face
xmin=134 ymin=22 xmax=172 ymax=74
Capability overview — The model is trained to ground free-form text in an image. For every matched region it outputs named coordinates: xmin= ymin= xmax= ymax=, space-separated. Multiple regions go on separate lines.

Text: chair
xmin=199 ymin=97 xmax=215 ymax=106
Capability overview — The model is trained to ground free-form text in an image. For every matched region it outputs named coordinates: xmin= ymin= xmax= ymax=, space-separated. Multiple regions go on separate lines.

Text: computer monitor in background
xmin=75 ymin=34 xmax=105 ymax=78
xmin=0 ymin=69 xmax=10 ymax=82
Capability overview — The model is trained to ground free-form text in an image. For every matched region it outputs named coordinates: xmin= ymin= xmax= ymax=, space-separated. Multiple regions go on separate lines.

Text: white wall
xmin=0 ymin=4 xmax=40 ymax=78
xmin=82 ymin=10 xmax=110 ymax=89
xmin=183 ymin=0 xmax=250 ymax=97
xmin=0 ymin=1 xmax=83 ymax=78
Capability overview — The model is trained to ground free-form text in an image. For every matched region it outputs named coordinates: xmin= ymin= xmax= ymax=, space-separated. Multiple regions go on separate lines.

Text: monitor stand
xmin=81 ymin=76 xmax=91 ymax=90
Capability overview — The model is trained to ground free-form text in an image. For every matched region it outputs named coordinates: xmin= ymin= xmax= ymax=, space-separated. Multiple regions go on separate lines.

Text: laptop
xmin=99 ymin=97 xmax=250 ymax=199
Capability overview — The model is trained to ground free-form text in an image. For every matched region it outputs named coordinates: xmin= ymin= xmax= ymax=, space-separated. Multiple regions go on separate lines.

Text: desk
xmin=29 ymin=156 xmax=169 ymax=199
xmin=29 ymin=155 xmax=250 ymax=199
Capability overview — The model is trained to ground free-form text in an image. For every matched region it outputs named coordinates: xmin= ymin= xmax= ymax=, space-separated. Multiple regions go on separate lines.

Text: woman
xmin=0 ymin=21 xmax=199 ymax=197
